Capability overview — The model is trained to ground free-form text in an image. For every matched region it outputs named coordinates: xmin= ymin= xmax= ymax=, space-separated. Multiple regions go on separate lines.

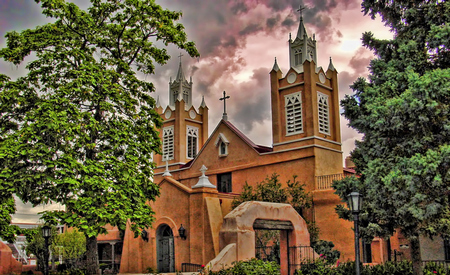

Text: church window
xmin=219 ymin=142 xmax=227 ymax=156
xmin=186 ymin=126 xmax=198 ymax=159
xmin=217 ymin=172 xmax=232 ymax=193
xmin=308 ymin=49 xmax=314 ymax=61
xmin=215 ymin=133 xmax=229 ymax=157
xmin=183 ymin=90 xmax=189 ymax=103
xmin=172 ymin=91 xmax=178 ymax=103
xmin=294 ymin=49 xmax=302 ymax=66
xmin=285 ymin=92 xmax=303 ymax=135
xmin=317 ymin=92 xmax=330 ymax=135
xmin=162 ymin=126 xmax=174 ymax=161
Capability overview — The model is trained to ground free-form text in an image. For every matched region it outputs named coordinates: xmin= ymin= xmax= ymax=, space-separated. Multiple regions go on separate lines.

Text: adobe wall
xmin=211 ymin=201 xmax=310 ymax=275
xmin=312 ymin=189 xmax=355 ymax=261
xmin=0 ymin=241 xmax=22 ymax=275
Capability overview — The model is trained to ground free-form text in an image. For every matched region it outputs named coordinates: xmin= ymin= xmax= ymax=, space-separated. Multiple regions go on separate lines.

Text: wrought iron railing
xmin=422 ymin=260 xmax=450 ymax=269
xmin=315 ymin=173 xmax=345 ymax=190
xmin=288 ymin=246 xmax=316 ymax=275
xmin=181 ymin=263 xmax=203 ymax=272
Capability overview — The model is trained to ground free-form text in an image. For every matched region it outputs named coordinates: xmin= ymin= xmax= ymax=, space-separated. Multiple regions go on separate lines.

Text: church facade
xmin=100 ymin=15 xmax=407 ymax=274
xmin=113 ymin=16 xmax=360 ymax=273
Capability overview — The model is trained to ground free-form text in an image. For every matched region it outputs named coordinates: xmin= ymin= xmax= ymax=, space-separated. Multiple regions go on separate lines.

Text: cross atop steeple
xmin=178 ymin=52 xmax=183 ymax=62
xmin=219 ymin=91 xmax=230 ymax=121
xmin=297 ymin=4 xmax=306 ymax=19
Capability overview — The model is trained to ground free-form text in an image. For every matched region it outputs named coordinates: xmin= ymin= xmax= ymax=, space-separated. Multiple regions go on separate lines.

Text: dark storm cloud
xmin=232 ymin=68 xmax=271 ymax=131
xmin=266 ymin=16 xmax=279 ymax=29
xmin=230 ymin=1 xmax=249 ymax=14
xmin=282 ymin=16 xmax=296 ymax=27
xmin=239 ymin=23 xmax=263 ymax=36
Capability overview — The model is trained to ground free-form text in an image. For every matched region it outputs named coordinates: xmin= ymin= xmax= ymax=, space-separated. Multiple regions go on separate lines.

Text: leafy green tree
xmin=333 ymin=1 xmax=450 ymax=274
xmin=24 ymin=225 xmax=59 ymax=273
xmin=0 ymin=195 xmax=19 ymax=243
xmin=51 ymin=229 xmax=86 ymax=270
xmin=0 ymin=0 xmax=199 ymax=273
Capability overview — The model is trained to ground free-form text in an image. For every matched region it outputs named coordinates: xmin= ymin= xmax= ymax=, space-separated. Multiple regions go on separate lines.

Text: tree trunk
xmin=410 ymin=236 xmax=422 ymax=275
xmin=86 ymin=235 xmax=100 ymax=275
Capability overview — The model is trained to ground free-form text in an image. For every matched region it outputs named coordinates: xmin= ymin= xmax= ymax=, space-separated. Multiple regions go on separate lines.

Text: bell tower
xmin=154 ymin=57 xmax=208 ymax=172
xmin=270 ymin=10 xmax=343 ymax=173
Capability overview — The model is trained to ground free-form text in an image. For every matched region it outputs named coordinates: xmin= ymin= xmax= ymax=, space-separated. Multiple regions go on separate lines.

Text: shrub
xmin=207 ymin=258 xmax=280 ymax=275
xmin=311 ymin=240 xmax=340 ymax=265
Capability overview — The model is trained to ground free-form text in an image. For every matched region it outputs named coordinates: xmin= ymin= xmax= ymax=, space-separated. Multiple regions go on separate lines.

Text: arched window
xmin=183 ymin=91 xmax=189 ymax=103
xmin=285 ymin=92 xmax=303 ymax=135
xmin=294 ymin=49 xmax=302 ymax=66
xmin=186 ymin=126 xmax=198 ymax=159
xmin=317 ymin=92 xmax=330 ymax=135
xmin=162 ymin=126 xmax=174 ymax=161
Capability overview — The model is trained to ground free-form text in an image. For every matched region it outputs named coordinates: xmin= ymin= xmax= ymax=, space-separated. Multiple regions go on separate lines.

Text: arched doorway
xmin=156 ymin=224 xmax=175 ymax=273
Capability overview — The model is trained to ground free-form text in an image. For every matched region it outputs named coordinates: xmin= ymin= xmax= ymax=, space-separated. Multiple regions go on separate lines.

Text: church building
xmin=101 ymin=14 xmax=399 ymax=274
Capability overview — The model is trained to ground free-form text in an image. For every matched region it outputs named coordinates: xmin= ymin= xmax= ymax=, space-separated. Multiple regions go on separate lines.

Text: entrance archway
xmin=216 ymin=201 xmax=311 ymax=275
xmin=156 ymin=224 xmax=175 ymax=273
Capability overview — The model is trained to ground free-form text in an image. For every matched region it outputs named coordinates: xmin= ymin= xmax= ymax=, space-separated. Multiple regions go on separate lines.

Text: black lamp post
xmin=41 ymin=225 xmax=52 ymax=275
xmin=348 ymin=192 xmax=363 ymax=275
xmin=178 ymin=224 xmax=187 ymax=240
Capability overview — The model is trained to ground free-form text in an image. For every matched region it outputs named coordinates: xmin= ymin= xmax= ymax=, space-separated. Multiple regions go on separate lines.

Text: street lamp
xmin=41 ymin=225 xmax=52 ymax=275
xmin=348 ymin=192 xmax=363 ymax=275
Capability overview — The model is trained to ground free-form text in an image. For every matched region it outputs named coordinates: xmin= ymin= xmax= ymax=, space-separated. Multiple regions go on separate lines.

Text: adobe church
xmin=98 ymin=14 xmax=392 ymax=274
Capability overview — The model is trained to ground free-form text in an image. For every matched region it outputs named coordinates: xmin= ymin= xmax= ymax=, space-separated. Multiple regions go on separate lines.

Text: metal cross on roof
xmin=297 ymin=4 xmax=306 ymax=18
xmin=178 ymin=52 xmax=183 ymax=62
xmin=219 ymin=91 xmax=230 ymax=121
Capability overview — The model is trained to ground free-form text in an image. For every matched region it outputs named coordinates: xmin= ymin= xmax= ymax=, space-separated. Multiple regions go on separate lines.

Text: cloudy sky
xmin=1 ymin=0 xmax=392 ymax=223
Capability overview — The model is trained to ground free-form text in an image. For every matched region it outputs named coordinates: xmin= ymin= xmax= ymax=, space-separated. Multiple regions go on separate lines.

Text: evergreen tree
xmin=0 ymin=0 xmax=199 ymax=273
xmin=333 ymin=1 xmax=450 ymax=274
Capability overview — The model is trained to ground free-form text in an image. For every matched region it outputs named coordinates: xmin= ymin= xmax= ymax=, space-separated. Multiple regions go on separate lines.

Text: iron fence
xmin=288 ymin=246 xmax=316 ymax=275
xmin=423 ymin=260 xmax=450 ymax=270
xmin=181 ymin=263 xmax=203 ymax=272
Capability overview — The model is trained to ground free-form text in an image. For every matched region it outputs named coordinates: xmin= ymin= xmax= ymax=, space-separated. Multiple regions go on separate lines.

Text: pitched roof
xmin=223 ymin=120 xmax=273 ymax=153
xmin=180 ymin=120 xmax=273 ymax=170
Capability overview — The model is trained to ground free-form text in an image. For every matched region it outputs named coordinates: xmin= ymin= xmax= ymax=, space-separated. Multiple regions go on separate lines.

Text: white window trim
xmin=285 ymin=91 xmax=303 ymax=136
xmin=317 ymin=91 xmax=330 ymax=135
xmin=215 ymin=133 xmax=229 ymax=157
xmin=186 ymin=125 xmax=199 ymax=159
xmin=162 ymin=126 xmax=174 ymax=161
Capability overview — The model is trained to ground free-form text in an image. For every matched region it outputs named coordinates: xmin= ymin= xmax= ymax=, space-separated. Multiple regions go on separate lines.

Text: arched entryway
xmin=156 ymin=224 xmax=175 ymax=273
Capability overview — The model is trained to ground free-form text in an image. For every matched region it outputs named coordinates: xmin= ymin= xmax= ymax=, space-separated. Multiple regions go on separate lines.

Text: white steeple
xmin=169 ymin=53 xmax=193 ymax=107
xmin=289 ymin=8 xmax=317 ymax=68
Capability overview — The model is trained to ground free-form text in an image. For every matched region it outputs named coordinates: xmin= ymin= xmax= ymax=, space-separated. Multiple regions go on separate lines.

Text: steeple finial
xmin=175 ymin=53 xmax=186 ymax=81
xmin=328 ymin=57 xmax=336 ymax=71
xmin=219 ymin=91 xmax=230 ymax=121
xmin=200 ymin=95 xmax=207 ymax=108
xmin=296 ymin=5 xmax=308 ymax=39
xmin=272 ymin=57 xmax=280 ymax=72
xmin=156 ymin=95 xmax=160 ymax=108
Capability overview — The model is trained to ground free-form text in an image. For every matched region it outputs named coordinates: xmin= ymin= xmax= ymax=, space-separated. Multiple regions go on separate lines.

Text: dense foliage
xmin=0 ymin=0 xmax=199 ymax=273
xmin=232 ymin=173 xmax=312 ymax=214
xmin=333 ymin=1 xmax=450 ymax=274
xmin=207 ymin=258 xmax=280 ymax=275
xmin=296 ymin=261 xmax=450 ymax=275
xmin=311 ymin=240 xmax=340 ymax=265
xmin=232 ymin=173 xmax=318 ymax=243
xmin=24 ymin=225 xmax=59 ymax=273
xmin=52 ymin=229 xmax=86 ymax=271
